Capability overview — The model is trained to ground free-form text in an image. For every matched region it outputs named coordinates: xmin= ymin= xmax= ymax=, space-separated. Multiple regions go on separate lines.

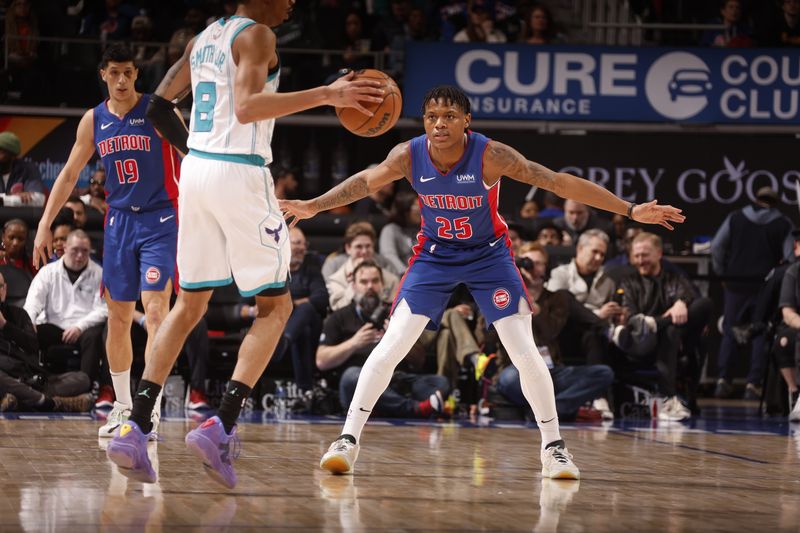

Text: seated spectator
xmin=0 ymin=131 xmax=46 ymax=207
xmin=0 ymin=272 xmax=92 ymax=412
xmin=538 ymin=191 xmax=564 ymax=219
xmin=23 ymin=230 xmax=108 ymax=398
xmin=129 ymin=13 xmax=163 ymax=91
xmin=780 ymin=0 xmax=800 ymax=46
xmin=379 ymin=191 xmax=420 ymax=275
xmin=324 ymin=222 xmax=401 ymax=308
xmin=336 ymin=11 xmax=375 ymax=74
xmin=352 ymin=177 xmax=395 ymax=217
xmin=49 ymin=208 xmax=76 ymax=262
xmin=519 ymin=200 xmax=539 ymax=220
xmin=496 ymin=242 xmax=614 ymax=421
xmin=612 ymin=232 xmax=712 ymax=421
xmin=537 ymin=222 xmax=563 ymax=247
xmin=272 ymin=166 xmax=298 ymax=200
xmin=605 ymin=225 xmax=643 ymax=268
xmin=0 ymin=218 xmax=37 ymax=283
xmin=65 ymin=195 xmax=88 ymax=229
xmin=317 ymin=260 xmax=449 ymax=417
xmin=547 ymin=229 xmax=620 ymax=322
xmin=80 ymin=167 xmax=108 ymax=214
xmin=554 ymin=200 xmax=615 ymax=252
xmin=507 ymin=222 xmax=527 ymax=255
xmin=701 ymin=0 xmax=753 ymax=47
xmin=520 ymin=3 xmax=564 ymax=44
xmin=454 ymin=2 xmax=508 ymax=42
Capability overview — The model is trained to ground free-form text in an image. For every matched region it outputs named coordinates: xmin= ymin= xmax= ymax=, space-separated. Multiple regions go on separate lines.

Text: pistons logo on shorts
xmin=493 ymin=288 xmax=511 ymax=310
xmin=145 ymin=267 xmax=161 ymax=284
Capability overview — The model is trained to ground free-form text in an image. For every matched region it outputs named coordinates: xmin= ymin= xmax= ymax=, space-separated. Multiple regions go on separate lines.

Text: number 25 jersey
xmin=409 ymin=131 xmax=510 ymax=248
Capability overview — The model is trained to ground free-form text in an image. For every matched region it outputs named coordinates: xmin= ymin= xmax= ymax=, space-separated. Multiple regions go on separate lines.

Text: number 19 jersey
xmin=410 ymin=131 xmax=510 ymax=248
xmin=187 ymin=16 xmax=279 ymax=163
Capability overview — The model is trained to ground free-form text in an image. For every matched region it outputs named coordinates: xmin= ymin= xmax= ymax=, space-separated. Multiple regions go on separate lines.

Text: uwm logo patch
xmin=492 ymin=288 xmax=511 ymax=310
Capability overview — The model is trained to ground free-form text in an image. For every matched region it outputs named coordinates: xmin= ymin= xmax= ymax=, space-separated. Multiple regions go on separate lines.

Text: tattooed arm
xmin=279 ymin=142 xmax=410 ymax=226
xmin=483 ymin=140 xmax=686 ymax=230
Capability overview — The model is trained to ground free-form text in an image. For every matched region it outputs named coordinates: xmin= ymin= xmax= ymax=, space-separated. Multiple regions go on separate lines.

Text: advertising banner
xmin=404 ymin=42 xmax=800 ymax=124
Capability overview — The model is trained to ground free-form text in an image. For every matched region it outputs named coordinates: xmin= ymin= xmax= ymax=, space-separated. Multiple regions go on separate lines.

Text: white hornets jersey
xmin=187 ymin=16 xmax=279 ymax=164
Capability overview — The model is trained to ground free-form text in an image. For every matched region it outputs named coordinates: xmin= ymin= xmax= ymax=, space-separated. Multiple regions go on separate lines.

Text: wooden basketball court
xmin=1 ymin=405 xmax=798 ymax=531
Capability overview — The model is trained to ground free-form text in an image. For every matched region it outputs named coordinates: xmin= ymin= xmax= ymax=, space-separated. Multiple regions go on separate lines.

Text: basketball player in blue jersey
xmin=105 ymin=0 xmax=384 ymax=487
xmin=33 ymin=44 xmax=181 ymax=440
xmin=280 ymin=86 xmax=686 ymax=481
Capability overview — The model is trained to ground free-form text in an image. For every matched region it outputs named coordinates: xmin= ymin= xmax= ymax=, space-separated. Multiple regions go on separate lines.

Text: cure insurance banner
xmin=403 ymin=42 xmax=800 ymax=124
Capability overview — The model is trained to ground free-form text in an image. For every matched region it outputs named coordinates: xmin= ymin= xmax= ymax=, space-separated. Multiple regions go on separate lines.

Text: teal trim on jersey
xmin=230 ymin=20 xmax=256 ymax=48
xmin=189 ymin=149 xmax=265 ymax=167
xmin=239 ymin=280 xmax=287 ymax=297
xmin=180 ymin=277 xmax=233 ymax=290
xmin=219 ymin=15 xmax=246 ymax=26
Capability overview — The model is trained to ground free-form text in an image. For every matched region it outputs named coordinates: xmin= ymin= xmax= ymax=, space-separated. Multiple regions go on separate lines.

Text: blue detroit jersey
xmin=409 ymin=131 xmax=509 ymax=248
xmin=93 ymin=94 xmax=180 ymax=211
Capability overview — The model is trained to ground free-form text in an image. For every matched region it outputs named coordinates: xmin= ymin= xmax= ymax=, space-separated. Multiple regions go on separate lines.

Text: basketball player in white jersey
xmin=106 ymin=0 xmax=384 ymax=488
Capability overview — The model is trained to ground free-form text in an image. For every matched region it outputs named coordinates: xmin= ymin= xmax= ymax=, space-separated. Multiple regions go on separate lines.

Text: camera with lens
xmin=515 ymin=256 xmax=534 ymax=271
xmin=366 ymin=302 xmax=390 ymax=329
xmin=359 ymin=290 xmax=390 ymax=330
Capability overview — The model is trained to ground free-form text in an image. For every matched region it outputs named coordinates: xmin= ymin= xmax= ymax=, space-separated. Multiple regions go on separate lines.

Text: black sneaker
xmin=714 ymin=379 xmax=733 ymax=399
xmin=743 ymin=383 xmax=762 ymax=401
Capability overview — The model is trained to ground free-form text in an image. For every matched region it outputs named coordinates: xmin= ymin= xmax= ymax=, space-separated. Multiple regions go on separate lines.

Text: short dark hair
xmin=352 ymin=259 xmax=383 ymax=283
xmin=421 ymin=85 xmax=471 ymax=115
xmin=100 ymin=44 xmax=136 ymax=70
xmin=66 ymin=195 xmax=83 ymax=205
xmin=50 ymin=207 xmax=76 ymax=232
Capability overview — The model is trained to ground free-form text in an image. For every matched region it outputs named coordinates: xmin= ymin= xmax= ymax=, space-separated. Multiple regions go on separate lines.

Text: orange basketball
xmin=335 ymin=69 xmax=402 ymax=137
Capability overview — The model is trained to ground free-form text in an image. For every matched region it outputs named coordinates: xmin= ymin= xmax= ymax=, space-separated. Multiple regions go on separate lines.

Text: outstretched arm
xmin=279 ymin=142 xmax=410 ymax=226
xmin=145 ymin=37 xmax=194 ymax=154
xmin=484 ymin=140 xmax=685 ymax=230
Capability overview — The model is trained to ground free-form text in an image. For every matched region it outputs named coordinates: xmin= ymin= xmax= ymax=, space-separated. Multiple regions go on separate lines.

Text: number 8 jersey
xmin=187 ymin=16 xmax=279 ymax=164
xmin=410 ymin=131 xmax=510 ymax=248
xmin=93 ymin=93 xmax=180 ymax=211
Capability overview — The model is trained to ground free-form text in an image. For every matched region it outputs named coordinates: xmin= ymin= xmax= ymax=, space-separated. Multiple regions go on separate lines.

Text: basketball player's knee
xmin=255 ymin=294 xmax=292 ymax=324
xmin=143 ymin=300 xmax=168 ymax=328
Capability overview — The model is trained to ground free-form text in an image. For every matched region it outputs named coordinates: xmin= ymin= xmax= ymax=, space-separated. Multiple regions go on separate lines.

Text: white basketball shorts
xmin=177 ymin=153 xmax=289 ymax=296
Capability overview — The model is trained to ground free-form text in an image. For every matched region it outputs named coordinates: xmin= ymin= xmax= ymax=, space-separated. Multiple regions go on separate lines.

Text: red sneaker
xmin=575 ymin=406 xmax=603 ymax=422
xmin=95 ymin=385 xmax=115 ymax=409
xmin=187 ymin=388 xmax=210 ymax=410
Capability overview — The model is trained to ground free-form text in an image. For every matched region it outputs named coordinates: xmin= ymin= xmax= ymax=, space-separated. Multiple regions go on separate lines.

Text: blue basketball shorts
xmin=392 ymin=238 xmax=531 ymax=330
xmin=102 ymin=205 xmax=178 ymax=301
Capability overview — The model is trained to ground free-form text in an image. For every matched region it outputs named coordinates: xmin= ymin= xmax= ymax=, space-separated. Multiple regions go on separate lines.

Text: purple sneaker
xmin=106 ymin=421 xmax=157 ymax=483
xmin=185 ymin=416 xmax=240 ymax=489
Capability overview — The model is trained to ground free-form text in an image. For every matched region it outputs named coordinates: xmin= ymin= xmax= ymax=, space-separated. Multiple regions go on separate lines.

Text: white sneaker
xmin=98 ymin=402 xmax=131 ymax=438
xmin=592 ymin=398 xmax=614 ymax=421
xmin=540 ymin=441 xmax=580 ymax=480
xmin=149 ymin=404 xmax=161 ymax=441
xmin=789 ymin=391 xmax=800 ymax=423
xmin=320 ymin=437 xmax=360 ymax=475
xmin=657 ymin=396 xmax=691 ymax=421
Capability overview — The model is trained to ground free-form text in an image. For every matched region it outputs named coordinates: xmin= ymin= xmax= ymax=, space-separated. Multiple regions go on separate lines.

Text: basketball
xmin=335 ymin=69 xmax=402 ymax=137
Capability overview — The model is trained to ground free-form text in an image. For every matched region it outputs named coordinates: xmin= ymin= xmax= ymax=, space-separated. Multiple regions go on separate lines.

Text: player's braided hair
xmin=421 ymin=85 xmax=471 ymax=115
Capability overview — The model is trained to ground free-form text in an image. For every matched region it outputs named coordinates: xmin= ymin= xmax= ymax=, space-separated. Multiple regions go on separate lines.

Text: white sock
xmin=494 ymin=313 xmax=562 ymax=449
xmin=341 ymin=300 xmax=430 ymax=442
xmin=110 ymin=369 xmax=132 ymax=407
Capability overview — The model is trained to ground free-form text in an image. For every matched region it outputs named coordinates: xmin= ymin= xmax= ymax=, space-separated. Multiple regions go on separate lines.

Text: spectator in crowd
xmin=605 ymin=225 xmax=643 ymax=267
xmin=780 ymin=0 xmax=800 ymax=46
xmin=65 ymin=195 xmax=88 ymax=229
xmin=554 ymin=200 xmax=615 ymax=251
xmin=272 ymin=166 xmax=299 ymax=200
xmin=774 ymin=251 xmax=800 ymax=420
xmin=548 ymin=229 xmax=620 ymax=323
xmin=49 ymin=208 xmax=76 ymax=262
xmin=129 ymin=13 xmax=163 ymax=91
xmin=81 ymin=0 xmax=137 ymax=43
xmin=0 ymin=218 xmax=37 ymax=281
xmin=323 ymin=220 xmax=401 ymax=278
xmin=0 ymin=272 xmax=93 ymax=413
xmin=496 ymin=242 xmax=614 ymax=421
xmin=454 ymin=1 xmax=508 ymax=42
xmin=538 ymin=191 xmax=564 ymax=219
xmin=701 ymin=0 xmax=753 ymax=47
xmin=537 ymin=222 xmax=564 ymax=247
xmin=317 ymin=260 xmax=449 ymax=418
xmin=519 ymin=200 xmax=539 ymax=220
xmin=613 ymin=232 xmax=712 ymax=420
xmin=352 ymin=176 xmax=395 ymax=217
xmin=379 ymin=191 xmax=420 ymax=275
xmin=520 ymin=3 xmax=562 ymax=44
xmin=0 ymin=131 xmax=46 ymax=207
xmin=23 ymin=230 xmax=107 ymax=400
xmin=373 ymin=0 xmax=413 ymax=51
xmin=711 ymin=186 xmax=794 ymax=399
xmin=336 ymin=11 xmax=375 ymax=73
xmin=507 ymin=222 xmax=527 ymax=256
xmin=326 ymin=222 xmax=400 ymax=309
xmin=80 ymin=167 xmax=108 ymax=214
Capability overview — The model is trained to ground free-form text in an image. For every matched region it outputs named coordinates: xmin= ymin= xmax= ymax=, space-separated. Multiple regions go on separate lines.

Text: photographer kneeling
xmin=317 ymin=260 xmax=449 ymax=417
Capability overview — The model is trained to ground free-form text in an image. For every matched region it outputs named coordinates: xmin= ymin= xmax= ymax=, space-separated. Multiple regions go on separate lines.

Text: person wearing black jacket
xmin=0 ymin=272 xmax=92 ymax=412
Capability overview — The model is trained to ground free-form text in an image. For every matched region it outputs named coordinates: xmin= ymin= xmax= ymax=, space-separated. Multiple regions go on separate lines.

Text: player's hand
xmin=32 ymin=225 xmax=53 ymax=269
xmin=326 ymin=69 xmax=385 ymax=117
xmin=278 ymin=198 xmax=319 ymax=228
xmin=631 ymin=199 xmax=685 ymax=230
xmin=62 ymin=326 xmax=82 ymax=344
